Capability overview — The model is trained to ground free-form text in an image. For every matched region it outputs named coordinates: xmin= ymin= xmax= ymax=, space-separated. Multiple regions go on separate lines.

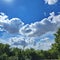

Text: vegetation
xmin=0 ymin=29 xmax=60 ymax=60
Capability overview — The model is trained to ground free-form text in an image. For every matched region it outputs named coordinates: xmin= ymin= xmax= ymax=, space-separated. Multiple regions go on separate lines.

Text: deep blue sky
xmin=0 ymin=0 xmax=60 ymax=24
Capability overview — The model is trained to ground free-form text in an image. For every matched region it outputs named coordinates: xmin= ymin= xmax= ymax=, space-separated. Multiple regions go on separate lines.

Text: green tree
xmin=49 ymin=28 xmax=60 ymax=59
xmin=0 ymin=53 xmax=8 ymax=60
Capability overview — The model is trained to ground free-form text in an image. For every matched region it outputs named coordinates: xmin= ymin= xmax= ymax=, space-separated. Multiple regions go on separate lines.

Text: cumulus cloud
xmin=9 ymin=37 xmax=28 ymax=48
xmin=0 ymin=12 xmax=59 ymax=50
xmin=0 ymin=12 xmax=24 ymax=34
xmin=8 ymin=36 xmax=36 ymax=49
xmin=20 ymin=12 xmax=60 ymax=37
xmin=44 ymin=0 xmax=58 ymax=5
xmin=6 ymin=35 xmax=54 ymax=50
xmin=0 ymin=12 xmax=60 ymax=37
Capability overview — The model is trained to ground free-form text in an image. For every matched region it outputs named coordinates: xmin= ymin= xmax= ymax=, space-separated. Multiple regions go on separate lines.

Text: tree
xmin=0 ymin=53 xmax=8 ymax=60
xmin=50 ymin=28 xmax=60 ymax=59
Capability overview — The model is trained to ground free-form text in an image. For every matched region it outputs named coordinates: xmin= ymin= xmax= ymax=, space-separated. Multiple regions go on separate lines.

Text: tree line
xmin=0 ymin=29 xmax=60 ymax=60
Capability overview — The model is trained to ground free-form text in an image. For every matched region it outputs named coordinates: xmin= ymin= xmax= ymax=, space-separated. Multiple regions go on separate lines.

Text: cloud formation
xmin=0 ymin=12 xmax=57 ymax=50
xmin=7 ymin=35 xmax=54 ymax=50
xmin=44 ymin=0 xmax=58 ymax=5
xmin=0 ymin=13 xmax=24 ymax=34
xmin=0 ymin=12 xmax=60 ymax=37
xmin=9 ymin=37 xmax=28 ymax=48
xmin=20 ymin=12 xmax=60 ymax=37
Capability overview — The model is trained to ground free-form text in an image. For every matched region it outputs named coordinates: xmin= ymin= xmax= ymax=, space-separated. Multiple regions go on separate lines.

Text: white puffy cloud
xmin=1 ymin=12 xmax=60 ymax=37
xmin=0 ymin=12 xmax=24 ymax=34
xmin=9 ymin=37 xmax=28 ymax=47
xmin=44 ymin=0 xmax=58 ymax=5
xmin=8 ymin=36 xmax=36 ymax=49
xmin=0 ymin=12 xmax=59 ymax=50
xmin=20 ymin=12 xmax=60 ymax=37
xmin=0 ymin=28 xmax=55 ymax=50
xmin=6 ymin=34 xmax=54 ymax=50
xmin=9 ymin=36 xmax=36 ymax=46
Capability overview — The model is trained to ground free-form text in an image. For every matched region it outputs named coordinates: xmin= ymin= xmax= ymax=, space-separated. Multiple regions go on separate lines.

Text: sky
xmin=0 ymin=0 xmax=60 ymax=50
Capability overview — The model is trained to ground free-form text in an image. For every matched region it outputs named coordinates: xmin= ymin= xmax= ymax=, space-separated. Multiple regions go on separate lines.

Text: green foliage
xmin=50 ymin=28 xmax=60 ymax=59
xmin=0 ymin=28 xmax=60 ymax=60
